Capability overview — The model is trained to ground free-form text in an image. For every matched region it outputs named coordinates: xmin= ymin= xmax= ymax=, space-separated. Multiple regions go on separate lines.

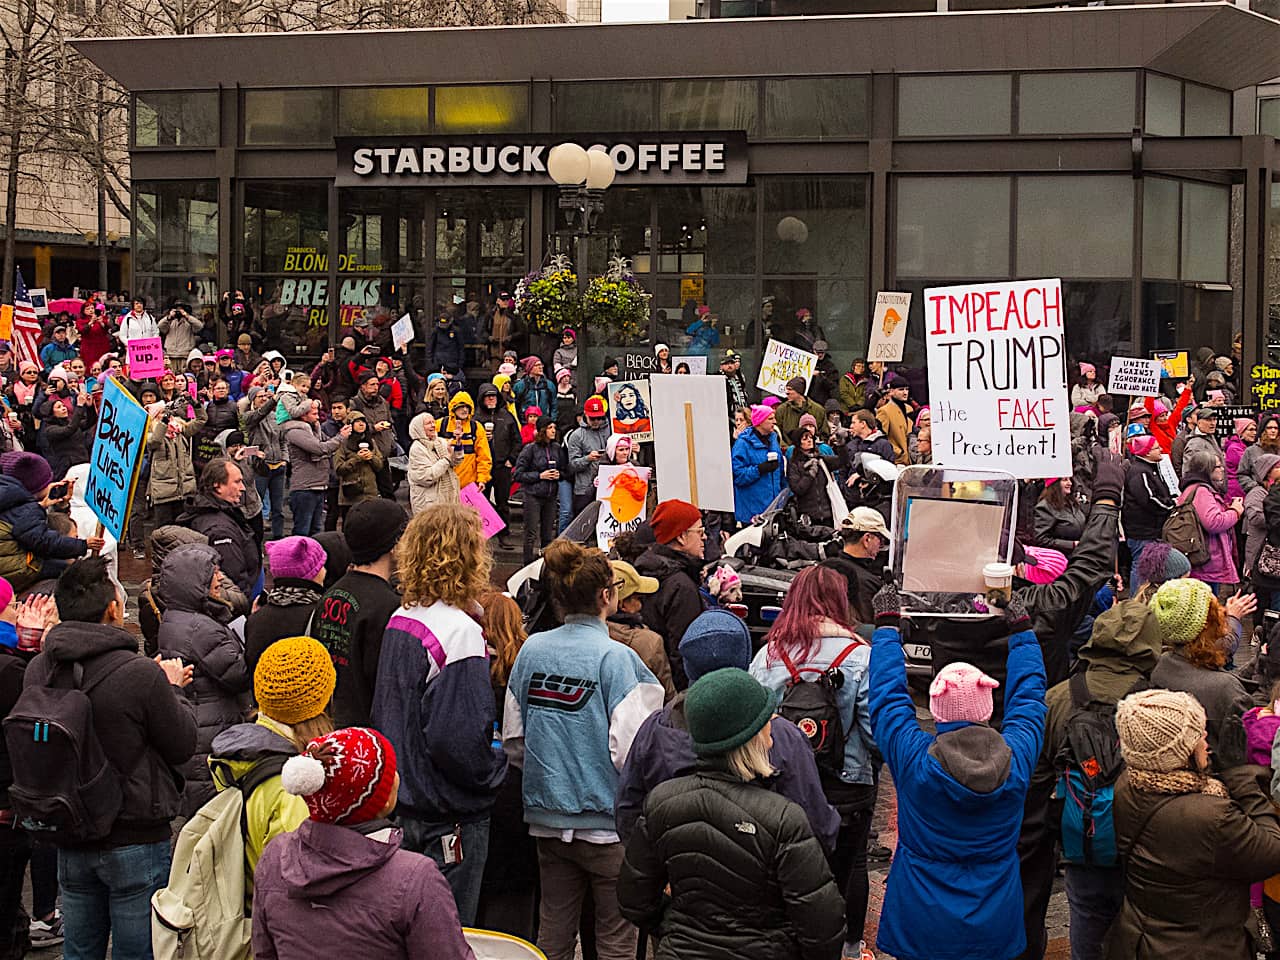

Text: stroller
xmin=464 ymin=929 xmax=547 ymax=960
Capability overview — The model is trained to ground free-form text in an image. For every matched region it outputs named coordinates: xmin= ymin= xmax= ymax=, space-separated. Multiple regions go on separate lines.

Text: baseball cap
xmin=584 ymin=395 xmax=607 ymax=418
xmin=840 ymin=507 xmax=890 ymax=540
xmin=611 ymin=560 xmax=659 ymax=602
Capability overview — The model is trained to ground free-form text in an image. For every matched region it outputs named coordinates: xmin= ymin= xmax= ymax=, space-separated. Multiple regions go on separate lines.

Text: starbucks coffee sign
xmin=335 ymin=132 xmax=747 ymax=187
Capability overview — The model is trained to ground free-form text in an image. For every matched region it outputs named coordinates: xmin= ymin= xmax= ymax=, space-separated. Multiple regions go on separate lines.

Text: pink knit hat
xmin=749 ymin=405 xmax=773 ymax=428
xmin=1235 ymin=417 xmax=1255 ymax=437
xmin=1022 ymin=545 xmax=1068 ymax=584
xmin=1128 ymin=434 xmax=1159 ymax=458
xmin=929 ymin=662 xmax=999 ymax=724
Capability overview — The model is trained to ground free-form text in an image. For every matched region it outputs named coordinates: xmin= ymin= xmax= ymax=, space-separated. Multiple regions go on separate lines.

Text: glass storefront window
xmin=762 ymin=177 xmax=868 ymax=277
xmin=895 ymin=176 xmax=1010 ymax=278
xmin=554 ymin=81 xmax=654 ymax=133
xmin=897 ymin=74 xmax=1012 ymax=137
xmin=244 ymin=276 xmax=329 ymax=355
xmin=338 ymin=189 xmax=429 ymax=274
xmin=242 ymin=181 xmax=329 ymax=274
xmin=763 ymin=77 xmax=868 ymax=139
xmin=134 ymin=180 xmax=219 ymax=274
xmin=552 ymin=187 xmax=653 ymax=278
xmin=1016 ymin=176 xmax=1133 ymax=278
xmin=1018 ymin=72 xmax=1136 ymax=134
xmin=1062 ymin=281 xmax=1132 ymax=363
xmin=1145 ymin=74 xmax=1182 ymax=137
xmin=337 ymin=87 xmax=429 ymax=137
xmin=132 ymin=277 xmax=217 ymax=327
xmin=660 ymin=80 xmax=759 ymax=137
xmin=434 ymin=85 xmax=529 ymax=134
xmin=1181 ymin=181 xmax=1229 ymax=282
xmin=648 ymin=276 xmax=761 ymax=362
xmin=134 ymin=91 xmax=218 ymax=147
xmin=1143 ymin=178 xmax=1180 ymax=280
xmin=1184 ymin=83 xmax=1230 ymax=136
xmin=760 ymin=277 xmax=866 ymax=371
xmin=434 ymin=190 xmax=528 ymax=277
xmin=243 ymin=89 xmax=332 ymax=146
xmin=655 ymin=187 xmax=755 ymax=275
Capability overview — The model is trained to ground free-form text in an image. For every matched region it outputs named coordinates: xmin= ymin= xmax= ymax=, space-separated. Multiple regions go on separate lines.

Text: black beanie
xmin=345 ymin=500 xmax=407 ymax=564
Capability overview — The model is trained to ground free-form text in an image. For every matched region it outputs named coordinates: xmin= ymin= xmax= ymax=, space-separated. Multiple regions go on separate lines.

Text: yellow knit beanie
xmin=253 ymin=637 xmax=336 ymax=724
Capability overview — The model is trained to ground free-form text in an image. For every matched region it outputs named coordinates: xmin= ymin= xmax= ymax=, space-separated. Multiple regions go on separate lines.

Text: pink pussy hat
xmin=1022 ymin=545 xmax=1068 ymax=585
xmin=929 ymin=661 xmax=999 ymax=724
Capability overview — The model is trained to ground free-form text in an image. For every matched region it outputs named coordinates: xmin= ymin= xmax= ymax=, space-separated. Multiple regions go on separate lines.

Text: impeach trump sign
xmin=85 ymin=377 xmax=149 ymax=541
xmin=924 ymin=279 xmax=1071 ymax=481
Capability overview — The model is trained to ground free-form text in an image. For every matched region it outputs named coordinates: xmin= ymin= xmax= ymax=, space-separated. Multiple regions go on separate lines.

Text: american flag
xmin=11 ymin=268 xmax=41 ymax=367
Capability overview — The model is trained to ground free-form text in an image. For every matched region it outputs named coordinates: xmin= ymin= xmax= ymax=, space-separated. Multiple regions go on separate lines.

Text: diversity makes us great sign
xmin=924 ymin=279 xmax=1071 ymax=480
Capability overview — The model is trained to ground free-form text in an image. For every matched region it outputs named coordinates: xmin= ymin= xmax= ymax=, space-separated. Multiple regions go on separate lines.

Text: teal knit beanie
xmin=685 ymin=668 xmax=775 ymax=757
xmin=1151 ymin=577 xmax=1213 ymax=646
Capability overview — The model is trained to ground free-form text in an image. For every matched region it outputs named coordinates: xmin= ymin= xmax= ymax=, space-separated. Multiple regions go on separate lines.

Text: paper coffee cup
xmin=983 ymin=562 xmax=1014 ymax=601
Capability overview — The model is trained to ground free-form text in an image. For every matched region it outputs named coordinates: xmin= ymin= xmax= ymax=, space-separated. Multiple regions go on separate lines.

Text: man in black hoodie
xmin=24 ymin=558 xmax=196 ymax=960
xmin=477 ymin=383 xmax=519 ymax=550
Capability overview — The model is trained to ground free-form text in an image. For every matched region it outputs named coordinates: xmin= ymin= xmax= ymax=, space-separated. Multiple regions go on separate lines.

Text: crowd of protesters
xmin=3 ymin=292 xmax=1280 ymax=960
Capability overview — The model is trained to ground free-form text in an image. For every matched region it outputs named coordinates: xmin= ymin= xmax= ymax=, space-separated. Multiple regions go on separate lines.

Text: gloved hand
xmin=872 ymin=580 xmax=902 ymax=628
xmin=758 ymin=458 xmax=780 ymax=475
xmin=998 ymin=594 xmax=1031 ymax=632
xmin=1092 ymin=447 xmax=1126 ymax=504
xmin=1213 ymin=715 xmax=1248 ymax=773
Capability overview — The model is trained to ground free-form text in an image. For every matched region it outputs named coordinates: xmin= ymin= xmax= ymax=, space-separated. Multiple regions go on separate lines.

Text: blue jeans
xmin=289 ymin=488 xmax=325 ymax=537
xmin=557 ymin=479 xmax=573 ymax=534
xmin=398 ymin=815 xmax=490 ymax=927
xmin=59 ymin=841 xmax=170 ymax=960
xmin=256 ymin=465 xmax=286 ymax=540
xmin=1127 ymin=538 xmax=1152 ymax=591
xmin=1064 ymin=864 xmax=1124 ymax=960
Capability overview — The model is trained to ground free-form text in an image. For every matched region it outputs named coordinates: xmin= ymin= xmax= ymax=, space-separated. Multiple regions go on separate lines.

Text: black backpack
xmin=1162 ymin=484 xmax=1210 ymax=567
xmin=777 ymin=642 xmax=862 ymax=775
xmin=1052 ymin=673 xmax=1146 ymax=867
xmin=3 ymin=653 xmax=131 ymax=844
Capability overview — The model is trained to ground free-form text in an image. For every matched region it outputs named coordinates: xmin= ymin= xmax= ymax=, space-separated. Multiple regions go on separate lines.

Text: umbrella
xmin=47 ymin=298 xmax=84 ymax=315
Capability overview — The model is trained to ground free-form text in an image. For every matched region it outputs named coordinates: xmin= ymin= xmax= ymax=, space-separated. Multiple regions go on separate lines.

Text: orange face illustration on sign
xmin=605 ymin=468 xmax=647 ymax=524
xmin=882 ymin=307 xmax=903 ymax=337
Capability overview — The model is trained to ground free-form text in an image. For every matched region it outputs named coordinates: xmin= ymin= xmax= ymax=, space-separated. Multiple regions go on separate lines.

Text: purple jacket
xmin=252 ymin=820 xmax=474 ymax=960
xmin=1243 ymin=706 xmax=1280 ymax=767
xmin=1225 ymin=436 xmax=1248 ymax=501
xmin=1179 ymin=483 xmax=1240 ymax=585
xmin=615 ymin=695 xmax=840 ymax=852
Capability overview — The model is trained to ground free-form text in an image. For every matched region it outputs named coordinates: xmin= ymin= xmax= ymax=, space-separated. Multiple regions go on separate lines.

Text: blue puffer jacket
xmin=868 ymin=624 xmax=1045 ymax=960
xmin=0 ymin=474 xmax=87 ymax=585
xmin=731 ymin=427 xmax=783 ymax=524
xmin=514 ymin=375 xmax=555 ymax=421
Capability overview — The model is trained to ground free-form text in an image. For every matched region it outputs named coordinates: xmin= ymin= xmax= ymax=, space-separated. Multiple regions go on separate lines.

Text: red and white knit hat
xmin=281 ymin=727 xmax=398 ymax=825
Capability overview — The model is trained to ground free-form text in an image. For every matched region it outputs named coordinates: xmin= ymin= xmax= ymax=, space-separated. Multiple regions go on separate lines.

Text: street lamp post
xmin=547 ymin=143 xmax=615 ymax=394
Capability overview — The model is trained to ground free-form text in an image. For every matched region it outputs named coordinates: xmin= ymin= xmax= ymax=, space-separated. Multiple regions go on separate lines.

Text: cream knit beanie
xmin=1115 ymin=688 xmax=1206 ymax=773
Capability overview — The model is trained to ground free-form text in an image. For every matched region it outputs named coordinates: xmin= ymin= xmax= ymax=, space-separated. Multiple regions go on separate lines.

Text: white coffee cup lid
xmin=983 ymin=562 xmax=1014 ymax=580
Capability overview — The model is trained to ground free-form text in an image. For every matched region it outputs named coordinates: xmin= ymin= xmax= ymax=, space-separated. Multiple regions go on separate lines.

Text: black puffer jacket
xmin=140 ymin=524 xmax=249 ymax=656
xmin=156 ymin=542 xmax=252 ymax=815
xmin=177 ymin=493 xmax=262 ymax=596
xmin=477 ymin=384 xmax=522 ymax=467
xmin=635 ymin=544 xmax=708 ymax=691
xmin=618 ymin=768 xmax=844 ymax=960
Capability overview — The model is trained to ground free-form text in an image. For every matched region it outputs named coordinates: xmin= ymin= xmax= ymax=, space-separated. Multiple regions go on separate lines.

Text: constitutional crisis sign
xmin=924 ymin=279 xmax=1071 ymax=480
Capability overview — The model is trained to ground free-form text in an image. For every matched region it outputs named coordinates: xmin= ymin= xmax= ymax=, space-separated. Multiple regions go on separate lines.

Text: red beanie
xmin=650 ymin=499 xmax=701 ymax=544
xmin=280 ymin=727 xmax=398 ymax=825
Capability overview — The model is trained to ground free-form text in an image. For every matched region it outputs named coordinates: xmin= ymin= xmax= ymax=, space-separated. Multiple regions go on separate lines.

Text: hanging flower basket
xmin=514 ymin=254 xmax=577 ymax=336
xmin=583 ymin=257 xmax=651 ymax=342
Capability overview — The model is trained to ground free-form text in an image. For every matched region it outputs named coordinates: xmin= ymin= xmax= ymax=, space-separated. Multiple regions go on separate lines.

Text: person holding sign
xmin=0 ymin=452 xmax=102 ymax=590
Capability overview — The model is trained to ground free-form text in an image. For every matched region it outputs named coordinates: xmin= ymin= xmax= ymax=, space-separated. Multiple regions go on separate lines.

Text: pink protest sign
xmin=126 ymin=337 xmax=165 ymax=379
xmin=458 ymin=483 xmax=506 ymax=539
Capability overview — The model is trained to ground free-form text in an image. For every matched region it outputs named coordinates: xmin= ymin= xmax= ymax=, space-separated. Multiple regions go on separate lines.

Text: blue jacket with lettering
xmin=731 ymin=426 xmax=784 ymax=524
xmin=868 ymin=623 xmax=1046 ymax=960
xmin=0 ymin=474 xmax=87 ymax=583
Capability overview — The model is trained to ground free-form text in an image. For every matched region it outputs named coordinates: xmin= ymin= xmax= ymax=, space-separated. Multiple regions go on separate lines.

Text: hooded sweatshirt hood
xmin=408 ymin=412 xmax=434 ymax=443
xmin=40 ymin=620 xmax=137 ymax=664
xmin=1253 ymin=452 xmax=1280 ymax=484
xmin=156 ymin=542 xmax=221 ymax=614
xmin=277 ymin=819 xmax=402 ymax=897
xmin=1076 ymin=598 xmax=1162 ymax=679
xmin=187 ymin=347 xmax=204 ymax=365
xmin=928 ymin=724 xmax=1012 ymax=795
xmin=478 ymin=383 xmax=499 ymax=402
xmin=210 ymin=718 xmax=298 ymax=765
xmin=149 ymin=524 xmax=210 ymax=574
xmin=0 ymin=475 xmax=34 ymax=512
xmin=448 ymin=391 xmax=474 ymax=416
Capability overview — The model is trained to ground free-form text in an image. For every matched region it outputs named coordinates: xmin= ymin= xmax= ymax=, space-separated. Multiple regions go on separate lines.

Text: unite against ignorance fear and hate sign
xmin=924 ymin=279 xmax=1071 ymax=480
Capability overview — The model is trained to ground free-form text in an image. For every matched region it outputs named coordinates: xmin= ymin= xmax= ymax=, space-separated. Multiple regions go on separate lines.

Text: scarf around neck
xmin=1128 ymin=767 xmax=1229 ymax=799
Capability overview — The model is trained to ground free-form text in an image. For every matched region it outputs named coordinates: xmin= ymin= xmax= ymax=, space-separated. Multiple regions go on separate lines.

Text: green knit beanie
xmin=686 ymin=668 xmax=776 ymax=757
xmin=1151 ymin=577 xmax=1213 ymax=646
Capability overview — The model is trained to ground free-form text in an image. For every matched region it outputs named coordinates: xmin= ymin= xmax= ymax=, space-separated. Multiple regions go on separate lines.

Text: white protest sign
xmin=595 ymin=465 xmax=651 ymax=551
xmin=650 ymin=374 xmax=734 ymax=511
xmin=28 ymin=288 xmax=48 ymax=317
xmin=925 ymin=279 xmax=1070 ymax=480
xmin=1107 ymin=357 xmax=1162 ymax=397
xmin=392 ymin=313 xmax=414 ymax=352
xmin=756 ymin=339 xmax=817 ymax=397
xmin=671 ymin=355 xmax=707 ymax=375
xmin=867 ymin=291 xmax=911 ymax=363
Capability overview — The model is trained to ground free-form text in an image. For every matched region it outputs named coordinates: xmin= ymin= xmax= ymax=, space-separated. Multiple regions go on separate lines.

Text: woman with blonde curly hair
xmin=1149 ymin=577 xmax=1253 ymax=756
xmin=370 ymin=503 xmax=506 ymax=926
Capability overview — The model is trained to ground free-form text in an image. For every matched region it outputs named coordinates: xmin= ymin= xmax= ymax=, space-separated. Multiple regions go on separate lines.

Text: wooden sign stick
xmin=684 ymin=402 xmax=699 ymax=508
xmin=92 ymin=521 xmax=104 ymax=555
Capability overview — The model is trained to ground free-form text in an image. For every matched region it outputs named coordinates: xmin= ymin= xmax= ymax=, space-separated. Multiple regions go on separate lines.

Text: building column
xmin=1241 ymin=134 xmax=1274 ymax=395
xmin=32 ymin=246 xmax=51 ymax=288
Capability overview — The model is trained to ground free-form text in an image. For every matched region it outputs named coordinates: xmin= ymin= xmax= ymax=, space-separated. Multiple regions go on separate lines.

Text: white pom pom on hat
xmin=281 ymin=754 xmax=326 ymax=797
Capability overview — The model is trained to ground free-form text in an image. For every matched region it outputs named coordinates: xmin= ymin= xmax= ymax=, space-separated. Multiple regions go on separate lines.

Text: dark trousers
xmin=31 ymin=839 xmax=57 ymax=919
xmin=0 ymin=829 xmax=30 ymax=960
xmin=491 ymin=462 xmax=513 ymax=530
xmin=1017 ymin=800 xmax=1056 ymax=960
xmin=399 ymin=815 xmax=490 ymax=927
xmin=324 ymin=483 xmax=340 ymax=531
xmin=1064 ymin=864 xmax=1124 ymax=960
xmin=524 ymin=495 xmax=558 ymax=565
xmin=572 ymin=490 xmax=594 ymax=518
xmin=374 ymin=462 xmax=394 ymax=499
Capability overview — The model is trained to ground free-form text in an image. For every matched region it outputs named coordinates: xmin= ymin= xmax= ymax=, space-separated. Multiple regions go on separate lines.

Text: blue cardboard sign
xmin=85 ymin=377 xmax=149 ymax=541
